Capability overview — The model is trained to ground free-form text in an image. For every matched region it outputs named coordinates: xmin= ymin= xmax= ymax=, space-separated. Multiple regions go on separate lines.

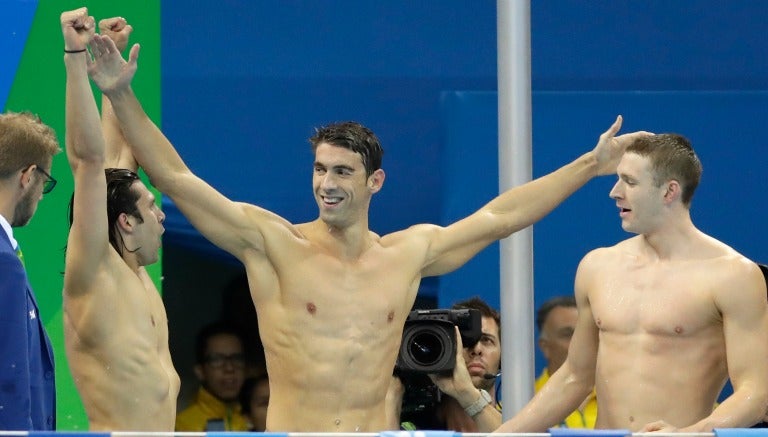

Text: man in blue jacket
xmin=0 ymin=111 xmax=60 ymax=430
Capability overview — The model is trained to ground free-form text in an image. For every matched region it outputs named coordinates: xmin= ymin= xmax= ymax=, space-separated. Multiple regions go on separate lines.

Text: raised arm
xmin=421 ymin=117 xmax=651 ymax=277
xmin=495 ymin=251 xmax=601 ymax=433
xmin=98 ymin=17 xmax=137 ymax=171
xmin=87 ymin=34 xmax=279 ymax=261
xmin=90 ymin=35 xmax=290 ymax=260
xmin=62 ymin=7 xmax=111 ymax=293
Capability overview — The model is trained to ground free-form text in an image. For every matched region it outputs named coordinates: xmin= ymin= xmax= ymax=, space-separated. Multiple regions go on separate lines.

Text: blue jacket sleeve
xmin=0 ymin=251 xmax=34 ymax=430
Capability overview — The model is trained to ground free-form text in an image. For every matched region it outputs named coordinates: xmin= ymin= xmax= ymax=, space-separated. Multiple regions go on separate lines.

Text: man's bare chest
xmin=590 ymin=265 xmax=720 ymax=336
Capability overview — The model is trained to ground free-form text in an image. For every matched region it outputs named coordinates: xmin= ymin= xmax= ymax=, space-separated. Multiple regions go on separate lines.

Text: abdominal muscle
xmin=73 ymin=350 xmax=177 ymax=430
xmin=63 ymin=266 xmax=180 ymax=431
xmin=256 ymin=287 xmax=410 ymax=432
xmin=594 ymin=330 xmax=726 ymax=430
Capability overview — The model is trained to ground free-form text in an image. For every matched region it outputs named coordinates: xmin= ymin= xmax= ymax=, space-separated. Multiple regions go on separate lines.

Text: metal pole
xmin=497 ymin=0 xmax=534 ymax=418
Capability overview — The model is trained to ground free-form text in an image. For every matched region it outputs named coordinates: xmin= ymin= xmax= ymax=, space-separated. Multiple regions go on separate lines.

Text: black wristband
xmin=64 ymin=48 xmax=87 ymax=54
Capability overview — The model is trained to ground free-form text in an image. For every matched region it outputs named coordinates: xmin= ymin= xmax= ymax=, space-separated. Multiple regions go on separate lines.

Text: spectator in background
xmin=395 ymin=296 xmax=502 ymax=432
xmin=240 ymin=374 xmax=270 ymax=431
xmin=176 ymin=322 xmax=249 ymax=432
xmin=220 ymin=272 xmax=266 ymax=374
xmin=430 ymin=296 xmax=502 ymax=432
xmin=0 ymin=110 xmax=60 ymax=430
xmin=535 ymin=296 xmax=596 ymax=428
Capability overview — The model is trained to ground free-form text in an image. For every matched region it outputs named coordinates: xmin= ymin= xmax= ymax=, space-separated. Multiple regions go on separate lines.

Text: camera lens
xmin=408 ymin=331 xmax=445 ymax=366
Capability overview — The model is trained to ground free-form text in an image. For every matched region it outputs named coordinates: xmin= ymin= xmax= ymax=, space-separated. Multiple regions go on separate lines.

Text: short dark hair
xmin=106 ymin=169 xmax=144 ymax=255
xmin=452 ymin=296 xmax=501 ymax=336
xmin=309 ymin=121 xmax=383 ymax=177
xmin=536 ymin=295 xmax=576 ymax=331
xmin=194 ymin=321 xmax=247 ymax=364
xmin=626 ymin=133 xmax=702 ymax=206
xmin=68 ymin=168 xmax=144 ymax=256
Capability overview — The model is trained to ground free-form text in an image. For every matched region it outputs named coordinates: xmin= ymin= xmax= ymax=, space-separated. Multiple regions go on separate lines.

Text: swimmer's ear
xmin=368 ymin=169 xmax=385 ymax=194
xmin=117 ymin=212 xmax=133 ymax=231
xmin=663 ymin=180 xmax=681 ymax=203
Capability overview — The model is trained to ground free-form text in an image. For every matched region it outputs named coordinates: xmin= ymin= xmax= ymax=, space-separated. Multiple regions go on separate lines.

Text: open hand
xmin=593 ymin=115 xmax=653 ymax=176
xmin=87 ymin=34 xmax=140 ymax=95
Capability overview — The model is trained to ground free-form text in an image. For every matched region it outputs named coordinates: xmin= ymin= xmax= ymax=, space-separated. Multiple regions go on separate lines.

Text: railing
xmin=0 ymin=431 xmax=747 ymax=437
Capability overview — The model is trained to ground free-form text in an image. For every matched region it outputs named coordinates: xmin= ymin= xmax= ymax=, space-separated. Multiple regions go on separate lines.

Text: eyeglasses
xmin=35 ymin=166 xmax=57 ymax=194
xmin=204 ymin=353 xmax=246 ymax=369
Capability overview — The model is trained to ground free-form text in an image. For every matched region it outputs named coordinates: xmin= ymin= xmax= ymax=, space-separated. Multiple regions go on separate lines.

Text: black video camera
xmin=395 ymin=308 xmax=482 ymax=375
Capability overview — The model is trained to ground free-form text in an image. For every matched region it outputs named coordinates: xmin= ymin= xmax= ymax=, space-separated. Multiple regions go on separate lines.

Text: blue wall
xmin=159 ymin=1 xmax=768 ymax=374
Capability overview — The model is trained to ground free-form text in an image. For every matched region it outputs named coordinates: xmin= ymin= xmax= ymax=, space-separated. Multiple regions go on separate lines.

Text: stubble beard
xmin=12 ymin=190 xmax=37 ymax=227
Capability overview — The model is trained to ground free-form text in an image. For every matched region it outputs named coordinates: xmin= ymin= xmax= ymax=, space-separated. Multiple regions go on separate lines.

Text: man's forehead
xmin=133 ymin=180 xmax=155 ymax=200
xmin=481 ymin=316 xmax=500 ymax=337
xmin=207 ymin=333 xmax=243 ymax=350
xmin=618 ymin=152 xmax=652 ymax=174
xmin=315 ymin=143 xmax=363 ymax=168
xmin=545 ymin=306 xmax=577 ymax=326
xmin=315 ymin=142 xmax=363 ymax=162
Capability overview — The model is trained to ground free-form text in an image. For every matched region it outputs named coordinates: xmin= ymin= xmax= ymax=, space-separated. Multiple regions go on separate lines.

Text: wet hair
xmin=194 ymin=321 xmax=247 ymax=364
xmin=68 ymin=168 xmax=143 ymax=256
xmin=452 ymin=296 xmax=501 ymax=339
xmin=626 ymin=133 xmax=703 ymax=206
xmin=536 ymin=295 xmax=576 ymax=331
xmin=309 ymin=121 xmax=383 ymax=177
xmin=0 ymin=111 xmax=60 ymax=178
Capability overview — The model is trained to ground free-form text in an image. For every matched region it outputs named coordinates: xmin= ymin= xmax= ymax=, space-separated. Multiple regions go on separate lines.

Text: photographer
xmin=394 ymin=297 xmax=502 ymax=431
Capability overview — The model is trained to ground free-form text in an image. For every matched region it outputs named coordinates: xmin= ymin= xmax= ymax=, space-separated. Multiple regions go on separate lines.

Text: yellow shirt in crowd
xmin=534 ymin=369 xmax=597 ymax=429
xmin=175 ymin=385 xmax=249 ymax=432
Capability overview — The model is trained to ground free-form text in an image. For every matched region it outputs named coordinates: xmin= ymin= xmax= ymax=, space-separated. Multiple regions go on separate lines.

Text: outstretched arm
xmin=495 ymin=251 xmax=600 ymax=433
xmin=421 ymin=117 xmax=651 ymax=277
xmin=87 ymin=35 xmax=279 ymax=262
xmin=62 ymin=7 xmax=111 ymax=294
xmin=98 ymin=17 xmax=137 ymax=171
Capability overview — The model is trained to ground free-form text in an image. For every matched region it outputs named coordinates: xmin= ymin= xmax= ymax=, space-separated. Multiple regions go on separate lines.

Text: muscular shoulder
xmin=380 ymin=223 xmax=439 ymax=248
xmin=709 ymin=254 xmax=765 ymax=298
xmin=64 ymin=246 xmax=125 ymax=293
xmin=574 ymin=239 xmax=639 ymax=296
xmin=578 ymin=238 xmax=633 ymax=271
xmin=676 ymin=233 xmax=766 ymax=310
xmin=687 ymin=232 xmax=755 ymax=279
xmin=240 ymin=202 xmax=300 ymax=237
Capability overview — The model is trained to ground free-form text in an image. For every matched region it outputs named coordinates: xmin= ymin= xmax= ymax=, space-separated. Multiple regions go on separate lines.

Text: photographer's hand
xmin=429 ymin=327 xmax=502 ymax=432
xmin=429 ymin=327 xmax=477 ymax=404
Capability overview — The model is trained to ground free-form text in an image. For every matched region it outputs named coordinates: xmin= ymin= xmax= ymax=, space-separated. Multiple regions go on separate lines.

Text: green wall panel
xmin=4 ymin=0 xmax=161 ymax=430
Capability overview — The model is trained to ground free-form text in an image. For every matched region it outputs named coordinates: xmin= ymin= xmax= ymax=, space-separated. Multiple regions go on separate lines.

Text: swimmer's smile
xmin=321 ymin=195 xmax=343 ymax=207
